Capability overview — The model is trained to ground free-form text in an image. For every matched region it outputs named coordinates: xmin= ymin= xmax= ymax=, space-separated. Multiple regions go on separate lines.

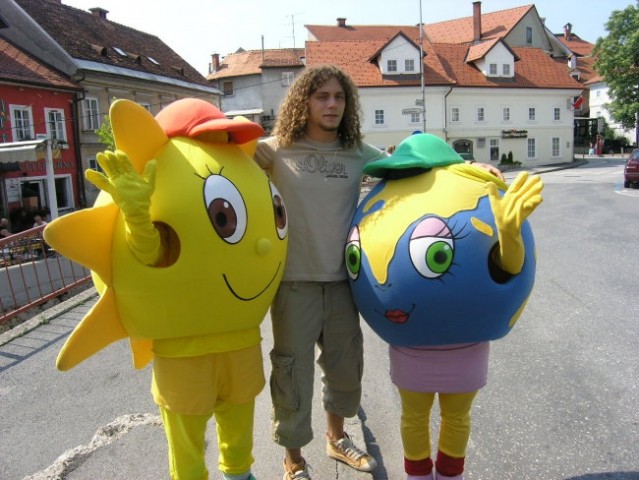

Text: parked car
xmin=624 ymin=149 xmax=639 ymax=188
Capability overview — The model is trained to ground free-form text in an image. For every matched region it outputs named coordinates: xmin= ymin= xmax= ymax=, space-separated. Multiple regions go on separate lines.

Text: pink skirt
xmin=389 ymin=342 xmax=490 ymax=393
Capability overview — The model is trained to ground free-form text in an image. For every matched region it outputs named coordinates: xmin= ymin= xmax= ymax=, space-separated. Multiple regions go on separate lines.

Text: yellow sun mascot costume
xmin=44 ymin=98 xmax=288 ymax=480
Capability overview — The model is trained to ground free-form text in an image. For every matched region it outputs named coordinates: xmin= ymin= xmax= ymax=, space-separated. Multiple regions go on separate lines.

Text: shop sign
xmin=502 ymin=129 xmax=528 ymax=139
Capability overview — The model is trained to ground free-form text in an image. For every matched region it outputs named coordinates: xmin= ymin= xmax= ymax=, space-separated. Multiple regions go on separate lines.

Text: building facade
xmin=0 ymin=37 xmax=82 ymax=227
xmin=2 ymin=0 xmax=222 ymax=206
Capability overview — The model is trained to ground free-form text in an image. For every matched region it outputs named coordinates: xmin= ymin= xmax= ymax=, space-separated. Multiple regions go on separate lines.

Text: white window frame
xmin=45 ymin=108 xmax=67 ymax=142
xmin=528 ymin=107 xmax=536 ymax=122
xmin=53 ymin=175 xmax=75 ymax=213
xmin=282 ymin=71 xmax=294 ymax=86
xmin=490 ymin=138 xmax=500 ymax=161
xmin=553 ymin=107 xmax=561 ymax=121
xmin=502 ymin=107 xmax=511 ymax=122
xmin=476 ymin=106 xmax=485 ymax=123
xmin=489 ymin=63 xmax=497 ymax=75
xmin=527 ymin=138 xmax=536 ymax=159
xmin=502 ymin=64 xmax=511 ymax=76
xmin=551 ymin=137 xmax=560 ymax=157
xmin=10 ymin=104 xmax=34 ymax=141
xmin=374 ymin=109 xmax=386 ymax=126
xmin=82 ymin=97 xmax=100 ymax=131
xmin=88 ymin=157 xmax=104 ymax=174
xmin=387 ymin=60 xmax=397 ymax=72
xmin=405 ymin=59 xmax=415 ymax=72
xmin=451 ymin=107 xmax=460 ymax=123
xmin=410 ymin=111 xmax=420 ymax=124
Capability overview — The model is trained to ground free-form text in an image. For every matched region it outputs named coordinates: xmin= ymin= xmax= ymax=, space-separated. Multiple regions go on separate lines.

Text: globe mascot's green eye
xmin=426 ymin=241 xmax=453 ymax=274
xmin=345 ymin=243 xmax=361 ymax=280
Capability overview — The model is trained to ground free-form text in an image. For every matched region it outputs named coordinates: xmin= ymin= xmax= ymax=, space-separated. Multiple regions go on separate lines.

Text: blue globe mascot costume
xmin=346 ymin=134 xmax=543 ymax=480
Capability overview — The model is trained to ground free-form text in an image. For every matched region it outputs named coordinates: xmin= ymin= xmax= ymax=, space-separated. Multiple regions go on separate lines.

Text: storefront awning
xmin=0 ymin=139 xmax=61 ymax=219
xmin=0 ymin=140 xmax=47 ymax=163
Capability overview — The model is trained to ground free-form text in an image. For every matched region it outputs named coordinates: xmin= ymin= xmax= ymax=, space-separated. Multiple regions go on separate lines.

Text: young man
xmin=254 ymin=64 xmax=381 ymax=480
xmin=254 ymin=64 xmax=503 ymax=480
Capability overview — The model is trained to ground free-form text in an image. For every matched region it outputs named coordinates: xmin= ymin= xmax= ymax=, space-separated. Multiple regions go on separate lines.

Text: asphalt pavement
xmin=0 ymin=158 xmax=591 ymax=480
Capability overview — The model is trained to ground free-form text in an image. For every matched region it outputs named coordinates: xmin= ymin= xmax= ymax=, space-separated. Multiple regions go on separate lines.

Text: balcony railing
xmin=0 ymin=225 xmax=91 ymax=329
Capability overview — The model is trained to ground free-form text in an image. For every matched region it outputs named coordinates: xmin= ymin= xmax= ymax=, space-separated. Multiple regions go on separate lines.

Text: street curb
xmin=0 ymin=286 xmax=98 ymax=347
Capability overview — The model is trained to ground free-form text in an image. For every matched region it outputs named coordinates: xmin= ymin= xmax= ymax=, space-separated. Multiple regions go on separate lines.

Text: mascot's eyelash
xmin=194 ymin=165 xmax=224 ymax=181
xmin=450 ymin=221 xmax=469 ymax=241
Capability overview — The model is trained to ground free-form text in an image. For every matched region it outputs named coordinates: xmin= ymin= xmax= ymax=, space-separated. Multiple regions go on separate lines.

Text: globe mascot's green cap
xmin=364 ymin=133 xmax=464 ymax=179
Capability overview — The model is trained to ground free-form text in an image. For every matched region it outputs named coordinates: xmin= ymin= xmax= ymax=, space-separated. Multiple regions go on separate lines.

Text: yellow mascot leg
xmin=160 ymin=406 xmax=212 ymax=480
xmin=214 ymin=399 xmax=255 ymax=476
xmin=399 ymin=389 xmax=436 ymax=461
xmin=438 ymin=391 xmax=478 ymax=458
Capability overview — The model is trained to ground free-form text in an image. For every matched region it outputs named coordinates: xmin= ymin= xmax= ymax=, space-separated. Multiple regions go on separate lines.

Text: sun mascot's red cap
xmin=155 ymin=98 xmax=264 ymax=144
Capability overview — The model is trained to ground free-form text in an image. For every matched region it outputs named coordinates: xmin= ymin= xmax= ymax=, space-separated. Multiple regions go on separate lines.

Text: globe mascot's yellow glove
xmin=487 ymin=171 xmax=543 ymax=275
xmin=85 ymin=151 xmax=162 ymax=266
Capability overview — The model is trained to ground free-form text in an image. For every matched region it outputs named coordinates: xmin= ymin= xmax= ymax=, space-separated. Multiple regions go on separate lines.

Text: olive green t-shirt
xmin=255 ymin=136 xmax=384 ymax=282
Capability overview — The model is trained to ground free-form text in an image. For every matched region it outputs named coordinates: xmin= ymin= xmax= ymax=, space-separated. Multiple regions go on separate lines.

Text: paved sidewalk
xmin=0 ymin=288 xmax=372 ymax=480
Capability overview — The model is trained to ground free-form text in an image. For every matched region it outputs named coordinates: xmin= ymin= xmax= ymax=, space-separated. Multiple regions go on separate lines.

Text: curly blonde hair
xmin=273 ymin=65 xmax=363 ymax=149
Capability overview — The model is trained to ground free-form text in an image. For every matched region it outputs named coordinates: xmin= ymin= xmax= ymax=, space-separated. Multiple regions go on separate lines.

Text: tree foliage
xmin=95 ymin=114 xmax=115 ymax=151
xmin=593 ymin=2 xmax=639 ymax=135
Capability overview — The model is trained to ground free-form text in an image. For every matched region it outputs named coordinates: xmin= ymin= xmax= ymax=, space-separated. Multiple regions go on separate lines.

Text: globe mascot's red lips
xmin=385 ymin=309 xmax=409 ymax=324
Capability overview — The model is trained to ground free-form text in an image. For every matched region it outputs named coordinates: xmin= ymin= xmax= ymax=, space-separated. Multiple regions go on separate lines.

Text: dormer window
xmin=387 ymin=60 xmax=397 ymax=72
xmin=503 ymin=64 xmax=511 ymax=76
xmin=405 ymin=59 xmax=415 ymax=72
xmin=489 ymin=63 xmax=497 ymax=75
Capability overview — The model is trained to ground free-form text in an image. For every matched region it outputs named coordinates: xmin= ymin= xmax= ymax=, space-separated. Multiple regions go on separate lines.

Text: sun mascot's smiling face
xmin=45 ymin=99 xmax=287 ymax=370
xmin=346 ymin=134 xmax=536 ymax=347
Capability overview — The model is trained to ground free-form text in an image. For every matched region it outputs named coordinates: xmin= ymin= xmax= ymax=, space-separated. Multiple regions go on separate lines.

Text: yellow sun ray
xmin=56 ymin=288 xmax=126 ymax=371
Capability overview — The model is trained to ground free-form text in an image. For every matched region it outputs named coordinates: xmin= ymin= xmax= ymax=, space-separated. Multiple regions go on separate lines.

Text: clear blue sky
xmin=62 ymin=0 xmax=634 ymax=75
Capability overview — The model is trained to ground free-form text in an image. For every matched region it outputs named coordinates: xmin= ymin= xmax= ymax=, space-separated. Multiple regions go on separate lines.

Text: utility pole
xmin=419 ymin=0 xmax=426 ymax=132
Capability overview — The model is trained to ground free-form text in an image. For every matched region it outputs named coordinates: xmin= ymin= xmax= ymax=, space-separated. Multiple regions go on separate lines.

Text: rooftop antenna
xmin=286 ymin=12 xmax=304 ymax=48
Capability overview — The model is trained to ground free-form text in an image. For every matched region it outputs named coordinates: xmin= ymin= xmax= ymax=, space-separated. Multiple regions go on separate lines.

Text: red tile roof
xmin=306 ymin=24 xmax=422 ymax=44
xmin=0 ymin=37 xmax=81 ymax=90
xmin=306 ymin=38 xmax=581 ymax=91
xmin=580 ymin=56 xmax=601 ymax=84
xmin=14 ymin=0 xmax=210 ymax=87
xmin=208 ymin=49 xmax=305 ymax=80
xmin=555 ymin=33 xmax=594 ymax=57
xmin=305 ymin=39 xmax=455 ymax=87
xmin=425 ymin=5 xmax=534 ymax=43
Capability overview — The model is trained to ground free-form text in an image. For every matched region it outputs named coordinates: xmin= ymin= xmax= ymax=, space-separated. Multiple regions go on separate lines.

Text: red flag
xmin=572 ymin=95 xmax=584 ymax=109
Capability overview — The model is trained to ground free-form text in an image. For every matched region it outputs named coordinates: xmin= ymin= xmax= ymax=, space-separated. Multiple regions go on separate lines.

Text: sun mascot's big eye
xmin=269 ymin=181 xmax=288 ymax=240
xmin=204 ymin=175 xmax=247 ymax=244
xmin=345 ymin=226 xmax=361 ymax=280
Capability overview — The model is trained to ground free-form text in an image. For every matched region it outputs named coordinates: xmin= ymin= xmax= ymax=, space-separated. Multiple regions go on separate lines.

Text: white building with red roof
xmin=213 ymin=2 xmax=594 ymax=166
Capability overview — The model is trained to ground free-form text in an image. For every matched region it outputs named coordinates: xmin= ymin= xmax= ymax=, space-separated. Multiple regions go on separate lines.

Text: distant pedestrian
xmin=33 ymin=214 xmax=47 ymax=228
xmin=0 ymin=217 xmax=11 ymax=238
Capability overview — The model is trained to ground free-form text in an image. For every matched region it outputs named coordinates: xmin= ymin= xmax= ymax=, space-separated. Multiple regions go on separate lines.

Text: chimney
xmin=210 ymin=53 xmax=220 ymax=73
xmin=337 ymin=18 xmax=347 ymax=28
xmin=564 ymin=23 xmax=572 ymax=40
xmin=472 ymin=2 xmax=482 ymax=42
xmin=89 ymin=7 xmax=109 ymax=20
